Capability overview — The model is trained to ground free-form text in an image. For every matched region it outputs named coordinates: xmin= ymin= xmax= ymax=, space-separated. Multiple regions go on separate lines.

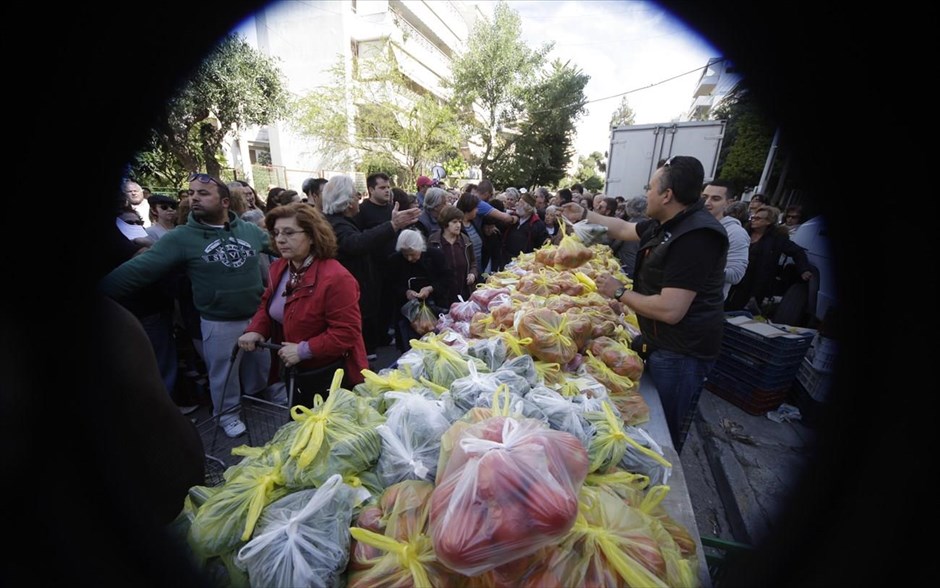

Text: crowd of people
xmin=101 ymin=166 xmax=814 ymax=451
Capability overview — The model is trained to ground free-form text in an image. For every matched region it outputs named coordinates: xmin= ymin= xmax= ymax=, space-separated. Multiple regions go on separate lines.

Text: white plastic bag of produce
xmin=235 ymin=475 xmax=356 ymax=588
xmin=375 ymin=392 xmax=451 ymax=485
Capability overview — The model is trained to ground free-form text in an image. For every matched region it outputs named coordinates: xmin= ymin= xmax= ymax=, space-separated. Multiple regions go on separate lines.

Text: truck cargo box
xmin=605 ymin=120 xmax=726 ymax=197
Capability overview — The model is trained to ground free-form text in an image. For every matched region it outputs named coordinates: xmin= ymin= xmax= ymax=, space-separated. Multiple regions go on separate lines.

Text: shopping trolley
xmin=197 ymin=342 xmax=296 ymax=486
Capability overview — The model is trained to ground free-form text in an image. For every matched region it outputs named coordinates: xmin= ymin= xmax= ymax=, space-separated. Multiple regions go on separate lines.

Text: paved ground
xmin=686 ymin=387 xmax=817 ymax=547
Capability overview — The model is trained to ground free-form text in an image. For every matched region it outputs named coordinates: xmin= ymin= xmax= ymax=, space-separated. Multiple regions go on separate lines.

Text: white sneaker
xmin=222 ymin=418 xmax=246 ymax=438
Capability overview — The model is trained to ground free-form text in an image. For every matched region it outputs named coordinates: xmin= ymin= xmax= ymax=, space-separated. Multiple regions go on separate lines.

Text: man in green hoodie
xmin=101 ymin=173 xmax=274 ymax=438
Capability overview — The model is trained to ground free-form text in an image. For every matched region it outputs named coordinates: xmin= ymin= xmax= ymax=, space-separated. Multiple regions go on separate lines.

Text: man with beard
xmin=101 ymin=173 xmax=274 ymax=439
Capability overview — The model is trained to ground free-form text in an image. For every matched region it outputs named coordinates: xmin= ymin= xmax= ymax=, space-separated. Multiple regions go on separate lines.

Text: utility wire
xmin=522 ymin=59 xmax=723 ymax=118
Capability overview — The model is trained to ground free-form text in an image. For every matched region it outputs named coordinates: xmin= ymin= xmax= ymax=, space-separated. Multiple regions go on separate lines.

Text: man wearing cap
xmin=498 ymin=188 xmax=548 ymax=270
xmin=415 ymin=175 xmax=433 ymax=208
xmin=145 ymin=194 xmax=179 ymax=241
xmin=561 ymin=155 xmax=728 ymax=453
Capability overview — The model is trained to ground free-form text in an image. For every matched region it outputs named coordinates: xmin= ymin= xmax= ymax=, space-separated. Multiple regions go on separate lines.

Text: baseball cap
xmin=416 ymin=175 xmax=433 ymax=188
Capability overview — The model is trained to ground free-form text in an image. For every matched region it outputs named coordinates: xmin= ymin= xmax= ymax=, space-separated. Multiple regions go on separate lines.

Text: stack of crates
xmin=705 ymin=312 xmax=816 ymax=415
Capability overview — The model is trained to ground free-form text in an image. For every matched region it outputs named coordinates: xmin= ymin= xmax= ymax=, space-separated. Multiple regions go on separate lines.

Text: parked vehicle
xmin=604 ymin=120 xmax=726 ymax=197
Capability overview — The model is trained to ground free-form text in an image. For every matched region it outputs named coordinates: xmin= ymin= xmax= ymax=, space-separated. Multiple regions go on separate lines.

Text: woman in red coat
xmin=238 ymin=203 xmax=367 ymax=405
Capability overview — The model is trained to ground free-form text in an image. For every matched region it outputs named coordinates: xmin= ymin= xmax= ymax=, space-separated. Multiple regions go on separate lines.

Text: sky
xmin=475 ymin=0 xmax=720 ymax=160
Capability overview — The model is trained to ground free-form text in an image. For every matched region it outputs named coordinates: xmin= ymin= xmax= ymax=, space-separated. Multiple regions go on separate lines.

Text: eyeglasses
xmin=188 ymin=173 xmax=223 ymax=187
xmin=157 ymin=203 xmax=178 ymax=210
xmin=271 ymin=228 xmax=306 ymax=238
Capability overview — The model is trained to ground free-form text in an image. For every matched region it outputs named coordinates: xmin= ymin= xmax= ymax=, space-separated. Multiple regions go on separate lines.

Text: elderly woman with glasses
xmin=238 ymin=202 xmax=368 ymax=405
xmin=725 ymin=205 xmax=813 ymax=313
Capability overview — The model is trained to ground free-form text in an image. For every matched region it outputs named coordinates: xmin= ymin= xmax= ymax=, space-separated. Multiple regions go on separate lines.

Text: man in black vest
xmin=562 ymin=155 xmax=728 ymax=452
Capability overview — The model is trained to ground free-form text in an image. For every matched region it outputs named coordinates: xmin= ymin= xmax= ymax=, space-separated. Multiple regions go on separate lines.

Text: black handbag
xmin=282 ymin=357 xmax=346 ymax=407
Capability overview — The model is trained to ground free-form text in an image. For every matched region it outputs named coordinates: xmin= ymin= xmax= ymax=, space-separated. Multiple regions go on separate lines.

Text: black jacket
xmin=634 ymin=200 xmax=728 ymax=359
xmin=428 ymin=230 xmax=478 ymax=305
xmin=726 ymin=226 xmax=812 ymax=311
xmin=327 ymin=213 xmax=397 ymax=319
xmin=385 ymin=247 xmax=453 ymax=313
xmin=499 ymin=214 xmax=548 ymax=269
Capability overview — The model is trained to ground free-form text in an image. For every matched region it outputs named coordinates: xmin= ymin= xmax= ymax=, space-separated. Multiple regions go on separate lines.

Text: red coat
xmin=246 ymin=257 xmax=367 ymax=387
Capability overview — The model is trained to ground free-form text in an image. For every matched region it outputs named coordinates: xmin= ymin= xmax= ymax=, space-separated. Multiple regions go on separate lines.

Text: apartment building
xmin=226 ymin=0 xmax=483 ymax=192
xmin=688 ymin=57 xmax=741 ymax=121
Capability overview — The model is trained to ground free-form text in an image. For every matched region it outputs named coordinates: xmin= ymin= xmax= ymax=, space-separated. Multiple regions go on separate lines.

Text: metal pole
xmin=756 ymin=127 xmax=781 ymax=194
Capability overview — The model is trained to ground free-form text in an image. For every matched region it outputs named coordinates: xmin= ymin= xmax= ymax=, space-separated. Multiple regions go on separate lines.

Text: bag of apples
xmin=429 ymin=415 xmax=589 ymax=577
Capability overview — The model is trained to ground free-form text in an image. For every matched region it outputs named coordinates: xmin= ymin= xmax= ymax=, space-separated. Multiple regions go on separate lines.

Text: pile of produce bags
xmin=174 ymin=232 xmax=700 ymax=587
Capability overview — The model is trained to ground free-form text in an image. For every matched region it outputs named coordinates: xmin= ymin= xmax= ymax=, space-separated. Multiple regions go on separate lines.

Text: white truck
xmin=604 ymin=120 xmax=726 ymax=197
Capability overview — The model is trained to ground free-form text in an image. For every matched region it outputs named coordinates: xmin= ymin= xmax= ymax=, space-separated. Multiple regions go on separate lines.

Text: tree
xmin=609 ymin=96 xmax=636 ymax=128
xmin=574 ymin=151 xmax=607 ymax=192
xmin=712 ymin=85 xmax=775 ymax=192
xmin=293 ymin=42 xmax=461 ymax=188
xmin=129 ymin=34 xmax=290 ymax=185
xmin=488 ymin=59 xmax=589 ymax=189
xmin=448 ymin=1 xmax=552 ymax=179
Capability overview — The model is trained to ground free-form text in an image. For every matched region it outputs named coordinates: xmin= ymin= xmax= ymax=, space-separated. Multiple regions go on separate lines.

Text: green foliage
xmin=129 ymin=33 xmax=290 ymax=183
xmin=448 ymin=1 xmax=553 ymax=178
xmin=488 ymin=59 xmax=589 ymax=189
xmin=442 ymin=152 xmax=468 ymax=181
xmin=358 ymin=152 xmax=407 ymax=186
xmin=562 ymin=151 xmax=606 ymax=192
xmin=129 ymin=132 xmax=192 ymax=190
xmin=292 ymin=42 xmax=461 ymax=189
xmin=712 ymin=85 xmax=775 ymax=191
xmin=610 ymin=96 xmax=636 ymax=128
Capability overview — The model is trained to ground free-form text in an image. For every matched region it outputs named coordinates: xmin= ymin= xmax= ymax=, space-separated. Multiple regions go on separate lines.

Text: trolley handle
xmin=230 ymin=340 xmax=284 ymax=361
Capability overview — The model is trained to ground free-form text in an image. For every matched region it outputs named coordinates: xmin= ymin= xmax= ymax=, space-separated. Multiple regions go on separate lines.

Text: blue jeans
xmin=646 ymin=349 xmax=715 ymax=453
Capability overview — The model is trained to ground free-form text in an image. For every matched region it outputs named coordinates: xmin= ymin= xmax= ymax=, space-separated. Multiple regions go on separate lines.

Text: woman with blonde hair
xmin=726 ymin=205 xmax=813 ymax=314
xmin=238 ymin=202 xmax=368 ymax=404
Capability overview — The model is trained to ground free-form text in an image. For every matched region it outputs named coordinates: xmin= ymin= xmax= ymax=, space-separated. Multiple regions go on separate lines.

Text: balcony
xmin=389 ymin=43 xmax=449 ymax=99
xmin=389 ymin=14 xmax=452 ymax=97
xmin=694 ymin=73 xmax=719 ymax=97
xmin=392 ymin=0 xmax=465 ymax=55
xmin=689 ymin=95 xmax=714 ymax=118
